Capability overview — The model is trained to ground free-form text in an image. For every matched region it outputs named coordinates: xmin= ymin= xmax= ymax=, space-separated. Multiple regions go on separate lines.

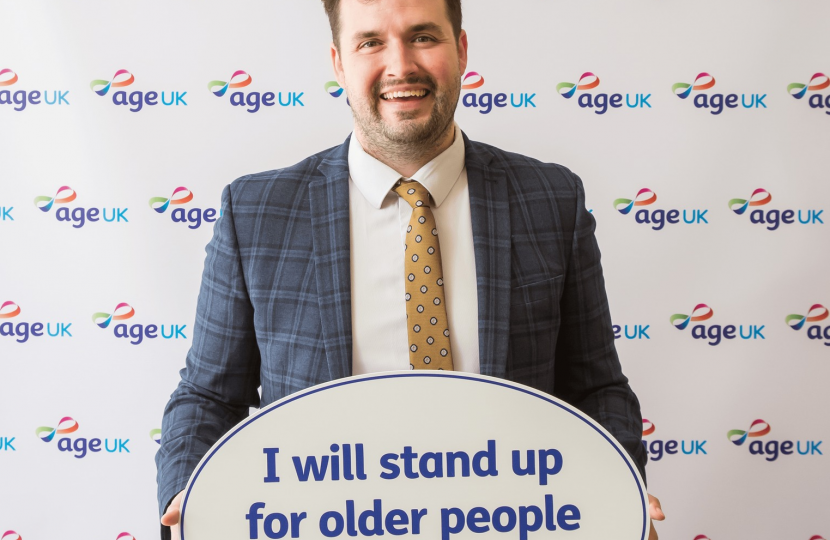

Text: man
xmin=157 ymin=0 xmax=665 ymax=537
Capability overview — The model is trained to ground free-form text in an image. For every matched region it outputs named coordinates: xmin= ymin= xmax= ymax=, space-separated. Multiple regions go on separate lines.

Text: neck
xmin=355 ymin=122 xmax=456 ymax=178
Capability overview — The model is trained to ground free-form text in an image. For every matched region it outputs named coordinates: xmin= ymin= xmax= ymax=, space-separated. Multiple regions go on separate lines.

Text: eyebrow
xmin=351 ymin=22 xmax=447 ymax=43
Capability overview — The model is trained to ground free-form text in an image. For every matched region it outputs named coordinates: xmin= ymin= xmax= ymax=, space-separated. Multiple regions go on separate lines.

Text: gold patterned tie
xmin=393 ymin=180 xmax=454 ymax=371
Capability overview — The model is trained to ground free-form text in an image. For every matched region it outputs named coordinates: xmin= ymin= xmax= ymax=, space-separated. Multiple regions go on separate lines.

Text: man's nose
xmin=385 ymin=40 xmax=417 ymax=79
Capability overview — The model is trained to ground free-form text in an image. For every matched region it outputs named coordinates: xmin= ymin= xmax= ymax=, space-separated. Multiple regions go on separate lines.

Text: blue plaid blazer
xmin=156 ymin=133 xmax=646 ymax=514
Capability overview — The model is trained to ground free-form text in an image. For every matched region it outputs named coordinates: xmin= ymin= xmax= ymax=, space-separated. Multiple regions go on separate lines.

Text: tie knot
xmin=393 ymin=180 xmax=431 ymax=209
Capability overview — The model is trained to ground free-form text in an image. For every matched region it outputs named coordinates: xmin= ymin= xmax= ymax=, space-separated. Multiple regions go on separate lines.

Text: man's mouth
xmin=380 ymin=89 xmax=431 ymax=101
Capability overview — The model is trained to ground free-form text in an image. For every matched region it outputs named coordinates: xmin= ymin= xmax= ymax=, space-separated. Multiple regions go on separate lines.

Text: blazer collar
xmin=311 ymin=137 xmax=353 ymax=381
xmin=463 ymin=133 xmax=511 ymax=378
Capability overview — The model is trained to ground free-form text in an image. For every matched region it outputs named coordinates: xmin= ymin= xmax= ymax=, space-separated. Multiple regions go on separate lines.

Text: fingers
xmin=160 ymin=491 xmax=185 ymax=527
xmin=648 ymin=493 xmax=665 ymax=521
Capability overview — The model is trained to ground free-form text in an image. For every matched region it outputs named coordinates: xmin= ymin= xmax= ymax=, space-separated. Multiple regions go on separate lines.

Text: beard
xmin=349 ymin=72 xmax=460 ymax=161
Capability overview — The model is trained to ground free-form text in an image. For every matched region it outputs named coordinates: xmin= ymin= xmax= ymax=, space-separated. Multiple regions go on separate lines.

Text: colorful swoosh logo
xmin=1 ymin=531 xmax=22 ymax=540
xmin=787 ymin=73 xmax=829 ymax=99
xmin=728 ymin=188 xmax=771 ymax=215
xmin=0 ymin=68 xmax=18 ymax=87
xmin=642 ymin=419 xmax=655 ymax=436
xmin=149 ymin=187 xmax=193 ymax=213
xmin=809 ymin=536 xmax=827 ymax=540
xmin=693 ymin=536 xmax=710 ymax=540
xmin=35 ymin=416 xmax=79 ymax=443
xmin=727 ymin=419 xmax=770 ymax=446
xmin=33 ymin=186 xmax=77 ymax=212
xmin=786 ymin=304 xmax=829 ymax=331
xmin=670 ymin=304 xmax=713 ymax=330
xmin=462 ymin=71 xmax=484 ymax=90
xmin=556 ymin=72 xmax=599 ymax=99
xmin=150 ymin=428 xmax=162 ymax=444
xmin=672 ymin=73 xmax=716 ymax=99
xmin=92 ymin=302 xmax=136 ymax=329
xmin=90 ymin=69 xmax=135 ymax=96
xmin=324 ymin=81 xmax=344 ymax=98
xmin=116 ymin=534 xmax=137 ymax=540
xmin=613 ymin=188 xmax=656 ymax=215
xmin=0 ymin=301 xmax=21 ymax=319
xmin=208 ymin=70 xmax=252 ymax=97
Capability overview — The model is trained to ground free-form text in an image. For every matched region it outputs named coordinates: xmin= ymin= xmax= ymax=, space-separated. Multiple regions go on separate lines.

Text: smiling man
xmin=156 ymin=0 xmax=663 ymax=538
xmin=331 ymin=1 xmax=463 ymax=179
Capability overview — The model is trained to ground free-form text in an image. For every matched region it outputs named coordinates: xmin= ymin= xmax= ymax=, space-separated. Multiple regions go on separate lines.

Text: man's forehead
xmin=340 ymin=0 xmax=451 ymax=35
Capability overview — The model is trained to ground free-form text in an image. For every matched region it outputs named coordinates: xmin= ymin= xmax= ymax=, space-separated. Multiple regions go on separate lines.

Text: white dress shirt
xmin=348 ymin=125 xmax=480 ymax=375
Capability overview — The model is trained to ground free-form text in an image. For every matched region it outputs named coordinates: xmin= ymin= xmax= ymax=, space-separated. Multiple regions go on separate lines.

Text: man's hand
xmin=161 ymin=491 xmax=184 ymax=538
xmin=648 ymin=493 xmax=665 ymax=540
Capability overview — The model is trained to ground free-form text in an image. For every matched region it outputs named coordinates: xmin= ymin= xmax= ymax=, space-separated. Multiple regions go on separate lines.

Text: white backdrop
xmin=1 ymin=0 xmax=828 ymax=539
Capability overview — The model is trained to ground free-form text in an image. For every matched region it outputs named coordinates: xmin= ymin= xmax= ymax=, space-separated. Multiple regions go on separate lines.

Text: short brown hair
xmin=322 ymin=0 xmax=462 ymax=49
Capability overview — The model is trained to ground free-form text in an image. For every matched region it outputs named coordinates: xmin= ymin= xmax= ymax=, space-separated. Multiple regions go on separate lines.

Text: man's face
xmin=331 ymin=0 xmax=468 ymax=147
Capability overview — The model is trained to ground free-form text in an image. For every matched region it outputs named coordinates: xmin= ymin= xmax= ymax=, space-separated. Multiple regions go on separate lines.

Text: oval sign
xmin=181 ymin=372 xmax=648 ymax=540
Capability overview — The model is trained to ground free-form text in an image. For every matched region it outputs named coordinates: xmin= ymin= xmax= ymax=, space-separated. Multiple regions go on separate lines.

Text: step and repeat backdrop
xmin=1 ymin=0 xmax=828 ymax=538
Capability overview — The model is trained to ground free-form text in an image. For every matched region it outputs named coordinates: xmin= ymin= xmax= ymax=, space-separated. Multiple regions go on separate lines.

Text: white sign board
xmin=181 ymin=372 xmax=648 ymax=540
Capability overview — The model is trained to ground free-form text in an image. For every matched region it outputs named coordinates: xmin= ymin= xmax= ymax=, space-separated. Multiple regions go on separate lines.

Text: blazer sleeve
xmin=155 ymin=182 xmax=262 ymax=517
xmin=552 ymin=171 xmax=648 ymax=483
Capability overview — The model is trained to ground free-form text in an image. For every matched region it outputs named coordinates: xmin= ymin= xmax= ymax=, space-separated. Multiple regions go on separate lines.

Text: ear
xmin=457 ymin=29 xmax=468 ymax=77
xmin=331 ymin=42 xmax=346 ymax=89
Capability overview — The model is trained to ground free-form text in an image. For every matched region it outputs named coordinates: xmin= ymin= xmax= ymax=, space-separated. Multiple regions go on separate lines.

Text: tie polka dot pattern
xmin=393 ymin=180 xmax=454 ymax=371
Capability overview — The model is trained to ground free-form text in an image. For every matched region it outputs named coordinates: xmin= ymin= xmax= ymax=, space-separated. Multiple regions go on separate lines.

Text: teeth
xmin=382 ymin=89 xmax=428 ymax=100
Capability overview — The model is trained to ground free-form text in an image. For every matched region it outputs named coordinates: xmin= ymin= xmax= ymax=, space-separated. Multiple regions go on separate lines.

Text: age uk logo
xmin=557 ymin=72 xmax=651 ymax=114
xmin=93 ymin=302 xmax=187 ymax=345
xmin=728 ymin=189 xmax=823 ymax=230
xmin=208 ymin=70 xmax=304 ymax=113
xmin=35 ymin=416 xmax=130 ymax=459
xmin=728 ymin=419 xmax=822 ymax=462
xmin=91 ymin=69 xmax=187 ymax=112
xmin=669 ymin=304 xmax=764 ymax=346
xmin=613 ymin=188 xmax=707 ymax=230
xmin=641 ymin=419 xmax=706 ymax=461
xmin=786 ymin=304 xmax=830 ymax=346
xmin=0 ymin=301 xmax=72 ymax=343
xmin=460 ymin=71 xmax=536 ymax=114
xmin=34 ymin=186 xmax=128 ymax=228
xmin=787 ymin=72 xmax=830 ymax=115
xmin=0 ymin=68 xmax=69 ymax=111
xmin=672 ymin=72 xmax=766 ymax=114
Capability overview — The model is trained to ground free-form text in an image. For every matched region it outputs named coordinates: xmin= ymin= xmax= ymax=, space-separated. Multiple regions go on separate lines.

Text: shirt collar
xmin=348 ymin=124 xmax=466 ymax=209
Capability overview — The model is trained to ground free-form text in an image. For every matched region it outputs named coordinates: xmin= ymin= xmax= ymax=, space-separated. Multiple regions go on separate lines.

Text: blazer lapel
xmin=464 ymin=134 xmax=511 ymax=378
xmin=311 ymin=138 xmax=353 ymax=380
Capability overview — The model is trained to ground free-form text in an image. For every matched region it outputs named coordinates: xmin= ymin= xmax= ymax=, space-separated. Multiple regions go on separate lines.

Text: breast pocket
xmin=507 ymin=275 xmax=564 ymax=376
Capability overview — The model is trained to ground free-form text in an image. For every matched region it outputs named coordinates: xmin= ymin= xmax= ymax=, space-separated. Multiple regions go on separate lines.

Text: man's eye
xmin=414 ymin=35 xmax=435 ymax=43
xmin=360 ymin=40 xmax=380 ymax=48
